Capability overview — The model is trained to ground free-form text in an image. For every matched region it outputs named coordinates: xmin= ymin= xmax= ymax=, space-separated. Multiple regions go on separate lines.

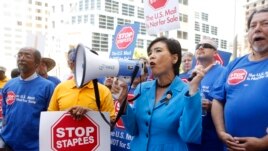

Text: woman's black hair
xmin=147 ymin=37 xmax=182 ymax=75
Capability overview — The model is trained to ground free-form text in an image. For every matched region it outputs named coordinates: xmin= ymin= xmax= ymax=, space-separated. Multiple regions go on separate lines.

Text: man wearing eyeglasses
xmin=187 ymin=38 xmax=225 ymax=151
xmin=0 ymin=47 xmax=55 ymax=151
xmin=212 ymin=7 xmax=268 ymax=151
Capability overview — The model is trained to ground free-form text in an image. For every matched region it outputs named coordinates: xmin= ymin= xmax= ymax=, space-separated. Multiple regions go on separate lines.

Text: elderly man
xmin=0 ymin=47 xmax=54 ymax=150
xmin=37 ymin=57 xmax=61 ymax=86
xmin=211 ymin=7 xmax=268 ymax=151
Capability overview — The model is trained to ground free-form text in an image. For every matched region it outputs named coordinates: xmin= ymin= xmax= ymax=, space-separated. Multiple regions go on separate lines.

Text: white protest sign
xmin=144 ymin=0 xmax=180 ymax=35
xmin=39 ymin=111 xmax=110 ymax=151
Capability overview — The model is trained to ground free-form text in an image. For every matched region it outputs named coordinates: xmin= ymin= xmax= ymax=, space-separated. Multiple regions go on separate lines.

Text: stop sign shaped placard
xmin=51 ymin=113 xmax=99 ymax=151
xmin=149 ymin=0 xmax=168 ymax=9
xmin=116 ymin=26 xmax=134 ymax=50
xmin=214 ymin=54 xmax=224 ymax=65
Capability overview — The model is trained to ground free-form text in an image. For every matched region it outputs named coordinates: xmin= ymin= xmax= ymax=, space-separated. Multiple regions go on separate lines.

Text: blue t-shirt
xmin=212 ymin=55 xmax=268 ymax=138
xmin=0 ymin=76 xmax=54 ymax=151
xmin=179 ymin=71 xmax=192 ymax=83
xmin=47 ymin=75 xmax=61 ymax=86
xmin=188 ymin=64 xmax=225 ymax=151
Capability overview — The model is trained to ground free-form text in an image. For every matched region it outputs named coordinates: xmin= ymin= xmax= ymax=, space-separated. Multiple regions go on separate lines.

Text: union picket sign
xmin=116 ymin=27 xmax=134 ymax=50
xmin=149 ymin=0 xmax=168 ymax=10
xmin=40 ymin=111 xmax=110 ymax=151
xmin=51 ymin=113 xmax=99 ymax=151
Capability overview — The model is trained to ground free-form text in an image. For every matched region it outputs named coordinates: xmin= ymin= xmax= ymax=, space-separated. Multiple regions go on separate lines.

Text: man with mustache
xmin=0 ymin=47 xmax=54 ymax=151
xmin=211 ymin=7 xmax=268 ymax=151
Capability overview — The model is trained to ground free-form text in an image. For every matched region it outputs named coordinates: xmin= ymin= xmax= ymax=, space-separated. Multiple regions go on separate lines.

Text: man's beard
xmin=252 ymin=45 xmax=268 ymax=54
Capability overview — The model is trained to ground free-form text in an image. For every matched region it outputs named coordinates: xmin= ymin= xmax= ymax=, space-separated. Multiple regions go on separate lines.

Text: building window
xmin=179 ymin=0 xmax=188 ymax=5
xmin=211 ymin=26 xmax=218 ymax=35
xmin=177 ymin=30 xmax=188 ymax=40
xmin=137 ymin=39 xmax=144 ymax=48
xmin=117 ymin=18 xmax=131 ymax=26
xmin=122 ymin=3 xmax=135 ymax=17
xmin=221 ymin=40 xmax=227 ymax=49
xmin=201 ymin=12 xmax=208 ymax=22
xmin=36 ymin=9 xmax=41 ymax=13
xmin=105 ymin=0 xmax=119 ymax=13
xmin=35 ymin=16 xmax=42 ymax=21
xmin=84 ymin=15 xmax=88 ymax=23
xmin=79 ymin=1 xmax=83 ymax=11
xmin=179 ymin=13 xmax=188 ymax=23
xmin=99 ymin=15 xmax=114 ymax=29
xmin=183 ymin=0 xmax=188 ymax=5
xmin=72 ymin=16 xmax=76 ymax=24
xmin=85 ymin=0 xmax=89 ymax=10
xmin=137 ymin=7 xmax=144 ymax=19
xmin=202 ymin=24 xmax=209 ymax=33
xmin=135 ymin=22 xmax=147 ymax=35
xmin=195 ymin=34 xmax=201 ymax=44
xmin=90 ymin=0 xmax=95 ymax=10
xmin=90 ymin=14 xmax=95 ymax=25
xmin=92 ymin=33 xmax=109 ymax=52
xmin=97 ymin=0 xmax=101 ymax=10
xmin=35 ymin=1 xmax=42 ymax=6
xmin=195 ymin=12 xmax=199 ymax=19
xmin=61 ymin=4 xmax=64 ymax=12
xmin=78 ymin=16 xmax=82 ymax=24
xmin=212 ymin=38 xmax=219 ymax=46
xmin=195 ymin=22 xmax=200 ymax=31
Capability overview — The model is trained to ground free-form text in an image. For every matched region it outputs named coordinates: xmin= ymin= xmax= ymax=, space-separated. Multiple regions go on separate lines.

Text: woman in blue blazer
xmin=118 ymin=37 xmax=211 ymax=151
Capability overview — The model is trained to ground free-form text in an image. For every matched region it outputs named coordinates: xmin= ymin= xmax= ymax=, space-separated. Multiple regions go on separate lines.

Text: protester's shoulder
xmin=48 ymin=76 xmax=61 ymax=81
xmin=97 ymin=82 xmax=110 ymax=91
xmin=3 ymin=77 xmax=19 ymax=87
xmin=55 ymin=79 xmax=73 ymax=88
xmin=228 ymin=55 xmax=249 ymax=67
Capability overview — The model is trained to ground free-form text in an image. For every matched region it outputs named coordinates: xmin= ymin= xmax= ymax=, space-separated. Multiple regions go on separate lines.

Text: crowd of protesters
xmin=0 ymin=7 xmax=267 ymax=151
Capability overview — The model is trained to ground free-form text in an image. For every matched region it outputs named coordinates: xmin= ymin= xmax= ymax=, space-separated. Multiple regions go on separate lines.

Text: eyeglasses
xmin=195 ymin=43 xmax=216 ymax=50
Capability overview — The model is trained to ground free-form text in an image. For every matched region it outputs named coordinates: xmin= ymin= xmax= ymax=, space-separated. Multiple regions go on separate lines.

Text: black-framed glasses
xmin=195 ymin=43 xmax=215 ymax=50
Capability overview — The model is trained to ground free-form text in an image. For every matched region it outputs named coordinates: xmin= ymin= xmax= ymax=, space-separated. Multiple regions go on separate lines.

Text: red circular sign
xmin=6 ymin=91 xmax=15 ymax=105
xmin=51 ymin=113 xmax=99 ymax=151
xmin=149 ymin=0 xmax=168 ymax=10
xmin=116 ymin=27 xmax=134 ymax=50
xmin=214 ymin=54 xmax=224 ymax=65
xmin=114 ymin=94 xmax=134 ymax=129
xmin=228 ymin=69 xmax=248 ymax=85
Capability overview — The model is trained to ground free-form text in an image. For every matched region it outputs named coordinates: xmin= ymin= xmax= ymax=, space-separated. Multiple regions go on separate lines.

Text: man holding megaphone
xmin=48 ymin=47 xmax=116 ymax=122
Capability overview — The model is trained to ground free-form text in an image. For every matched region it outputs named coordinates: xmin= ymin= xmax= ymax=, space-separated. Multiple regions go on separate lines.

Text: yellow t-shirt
xmin=48 ymin=79 xmax=115 ymax=121
xmin=0 ymin=77 xmax=9 ymax=89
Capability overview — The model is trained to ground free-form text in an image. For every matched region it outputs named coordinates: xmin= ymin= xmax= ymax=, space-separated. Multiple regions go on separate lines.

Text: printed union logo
xmin=228 ymin=69 xmax=247 ymax=85
xmin=149 ymin=0 xmax=168 ymax=10
xmin=116 ymin=27 xmax=134 ymax=50
xmin=6 ymin=91 xmax=16 ymax=105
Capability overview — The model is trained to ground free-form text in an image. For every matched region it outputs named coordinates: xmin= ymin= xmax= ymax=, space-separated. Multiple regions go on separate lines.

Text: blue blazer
xmin=122 ymin=76 xmax=202 ymax=151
